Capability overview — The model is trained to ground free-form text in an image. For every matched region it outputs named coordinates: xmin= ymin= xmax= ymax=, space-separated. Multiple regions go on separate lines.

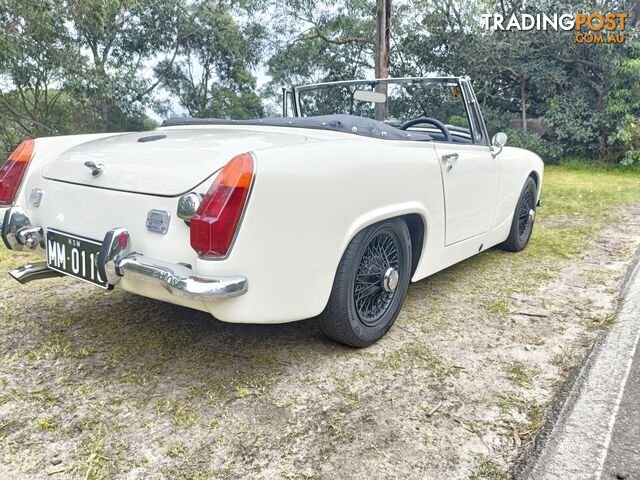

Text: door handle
xmin=442 ymin=153 xmax=459 ymax=171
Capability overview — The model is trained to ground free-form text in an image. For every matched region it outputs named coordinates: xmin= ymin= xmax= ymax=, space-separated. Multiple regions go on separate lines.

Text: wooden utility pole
xmin=374 ymin=0 xmax=391 ymax=121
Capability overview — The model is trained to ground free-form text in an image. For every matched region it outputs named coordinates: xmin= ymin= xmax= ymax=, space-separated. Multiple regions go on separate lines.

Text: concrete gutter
xmin=518 ymin=249 xmax=640 ymax=479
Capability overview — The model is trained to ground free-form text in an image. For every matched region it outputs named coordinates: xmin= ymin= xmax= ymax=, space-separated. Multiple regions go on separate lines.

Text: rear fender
xmin=10 ymin=134 xmax=124 ymax=210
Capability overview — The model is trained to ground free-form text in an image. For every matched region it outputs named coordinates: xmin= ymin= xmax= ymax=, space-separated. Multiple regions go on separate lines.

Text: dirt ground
xmin=1 ymin=204 xmax=640 ymax=479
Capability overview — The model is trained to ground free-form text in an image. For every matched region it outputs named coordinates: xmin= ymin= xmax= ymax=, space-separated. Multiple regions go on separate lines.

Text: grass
xmin=505 ymin=362 xmax=541 ymax=388
xmin=34 ymin=417 xmax=58 ymax=430
xmin=280 ymin=470 xmax=317 ymax=480
xmin=498 ymin=392 xmax=545 ymax=439
xmin=542 ymin=166 xmax=640 ymax=217
xmin=377 ymin=342 xmax=457 ymax=382
xmin=1 ymin=163 xmax=640 ymax=477
xmin=527 ymin=165 xmax=640 ymax=258
xmin=556 ymin=157 xmax=640 ymax=173
xmin=451 ymin=164 xmax=640 ymax=330
xmin=471 ymin=454 xmax=507 ymax=480
xmin=552 ymin=348 xmax=580 ymax=374
xmin=487 ymin=298 xmax=510 ymax=316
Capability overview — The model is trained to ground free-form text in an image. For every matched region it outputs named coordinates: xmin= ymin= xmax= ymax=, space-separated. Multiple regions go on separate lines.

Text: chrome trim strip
xmin=116 ymin=253 xmax=248 ymax=300
xmin=9 ymin=262 xmax=64 ymax=284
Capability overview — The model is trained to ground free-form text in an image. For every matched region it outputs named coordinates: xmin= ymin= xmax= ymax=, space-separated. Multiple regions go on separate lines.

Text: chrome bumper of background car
xmin=2 ymin=209 xmax=248 ymax=300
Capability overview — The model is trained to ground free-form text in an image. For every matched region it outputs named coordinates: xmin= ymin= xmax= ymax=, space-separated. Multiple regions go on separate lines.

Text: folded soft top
xmin=162 ymin=114 xmax=432 ymax=141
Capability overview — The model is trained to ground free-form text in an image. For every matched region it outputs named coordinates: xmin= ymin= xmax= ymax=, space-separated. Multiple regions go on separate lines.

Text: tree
xmin=374 ymin=0 xmax=391 ymax=120
xmin=0 ymin=0 xmax=78 ymax=152
xmin=64 ymin=0 xmax=185 ymax=131
xmin=0 ymin=0 xmax=184 ymax=158
xmin=393 ymin=0 xmax=639 ymax=162
xmin=155 ymin=1 xmax=265 ymax=119
xmin=265 ymin=0 xmax=377 ymax=107
xmin=1 ymin=0 xmax=638 ymax=164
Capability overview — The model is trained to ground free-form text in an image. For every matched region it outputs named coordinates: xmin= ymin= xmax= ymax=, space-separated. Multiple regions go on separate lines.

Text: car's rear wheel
xmin=318 ymin=218 xmax=412 ymax=347
xmin=501 ymin=176 xmax=538 ymax=252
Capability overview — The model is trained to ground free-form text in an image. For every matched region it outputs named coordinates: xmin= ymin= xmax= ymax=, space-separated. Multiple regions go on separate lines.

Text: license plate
xmin=46 ymin=229 xmax=108 ymax=288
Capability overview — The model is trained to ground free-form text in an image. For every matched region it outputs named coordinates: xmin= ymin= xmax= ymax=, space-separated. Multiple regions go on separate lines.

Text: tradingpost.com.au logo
xmin=481 ymin=12 xmax=628 ymax=44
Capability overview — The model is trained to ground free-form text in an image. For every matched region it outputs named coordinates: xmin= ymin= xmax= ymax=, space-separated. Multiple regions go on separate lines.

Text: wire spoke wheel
xmin=353 ymin=230 xmax=401 ymax=327
xmin=517 ymin=188 xmax=535 ymax=240
xmin=501 ymin=177 xmax=538 ymax=253
xmin=319 ymin=218 xmax=411 ymax=347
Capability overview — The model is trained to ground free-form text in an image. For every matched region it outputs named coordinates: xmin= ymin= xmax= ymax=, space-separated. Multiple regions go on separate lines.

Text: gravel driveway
xmin=1 ymin=201 xmax=639 ymax=479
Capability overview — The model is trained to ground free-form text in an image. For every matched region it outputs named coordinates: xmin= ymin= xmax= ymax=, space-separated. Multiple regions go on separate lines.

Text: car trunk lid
xmin=41 ymin=128 xmax=309 ymax=196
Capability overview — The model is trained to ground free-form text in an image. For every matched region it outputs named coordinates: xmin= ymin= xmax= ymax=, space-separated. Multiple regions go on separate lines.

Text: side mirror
xmin=491 ymin=132 xmax=508 ymax=156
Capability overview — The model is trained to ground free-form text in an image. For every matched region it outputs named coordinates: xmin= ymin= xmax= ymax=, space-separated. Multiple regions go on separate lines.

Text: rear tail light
xmin=190 ymin=152 xmax=254 ymax=258
xmin=0 ymin=139 xmax=34 ymax=206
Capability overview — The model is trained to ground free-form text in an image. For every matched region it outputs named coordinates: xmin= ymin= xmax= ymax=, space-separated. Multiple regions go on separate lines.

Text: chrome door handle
xmin=442 ymin=153 xmax=459 ymax=171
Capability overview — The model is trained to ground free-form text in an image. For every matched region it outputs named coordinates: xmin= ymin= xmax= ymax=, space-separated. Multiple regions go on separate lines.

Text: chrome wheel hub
xmin=383 ymin=267 xmax=399 ymax=293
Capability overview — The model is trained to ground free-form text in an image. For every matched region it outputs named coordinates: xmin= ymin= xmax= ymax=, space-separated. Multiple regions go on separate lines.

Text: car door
xmin=434 ymin=142 xmax=499 ymax=245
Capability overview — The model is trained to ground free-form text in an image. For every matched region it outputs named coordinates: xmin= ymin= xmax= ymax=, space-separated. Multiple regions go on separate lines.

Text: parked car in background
xmin=1 ymin=77 xmax=543 ymax=346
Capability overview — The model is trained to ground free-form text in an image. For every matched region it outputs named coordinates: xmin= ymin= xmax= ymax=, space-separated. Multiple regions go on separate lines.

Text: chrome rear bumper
xmin=117 ymin=253 xmax=247 ymax=300
xmin=8 ymin=254 xmax=247 ymax=300
xmin=3 ymin=210 xmax=247 ymax=300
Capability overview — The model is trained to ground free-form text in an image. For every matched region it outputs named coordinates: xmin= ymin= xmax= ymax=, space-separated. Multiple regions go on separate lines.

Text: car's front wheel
xmin=501 ymin=176 xmax=538 ymax=252
xmin=318 ymin=218 xmax=412 ymax=347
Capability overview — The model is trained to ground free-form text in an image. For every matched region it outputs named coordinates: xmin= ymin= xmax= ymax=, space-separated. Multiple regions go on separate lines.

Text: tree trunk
xmin=101 ymin=102 xmax=110 ymax=132
xmin=374 ymin=0 xmax=391 ymax=121
xmin=521 ymin=79 xmax=527 ymax=133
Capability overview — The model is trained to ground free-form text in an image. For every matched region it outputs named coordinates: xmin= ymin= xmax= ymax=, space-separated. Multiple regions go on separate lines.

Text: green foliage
xmin=613 ymin=115 xmax=640 ymax=166
xmin=505 ymin=129 xmax=561 ymax=164
xmin=263 ymin=0 xmax=376 ymax=105
xmin=543 ymin=91 xmax=602 ymax=158
xmin=0 ymin=0 xmax=638 ymax=165
xmin=155 ymin=1 xmax=264 ymax=119
xmin=604 ymin=38 xmax=640 ymax=165
xmin=63 ymin=0 xmax=186 ymax=131
xmin=388 ymin=0 xmax=640 ymax=164
xmin=0 ymin=0 xmax=78 ymax=150
xmin=447 ymin=114 xmax=469 ymax=128
xmin=0 ymin=0 xmax=263 ymax=155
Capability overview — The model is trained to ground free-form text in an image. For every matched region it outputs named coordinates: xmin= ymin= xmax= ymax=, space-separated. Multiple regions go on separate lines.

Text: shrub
xmin=610 ymin=115 xmax=640 ymax=166
xmin=504 ymin=128 xmax=561 ymax=164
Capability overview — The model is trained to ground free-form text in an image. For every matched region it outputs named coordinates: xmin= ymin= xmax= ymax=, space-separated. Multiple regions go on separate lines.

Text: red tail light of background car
xmin=190 ymin=152 xmax=255 ymax=258
xmin=0 ymin=139 xmax=34 ymax=206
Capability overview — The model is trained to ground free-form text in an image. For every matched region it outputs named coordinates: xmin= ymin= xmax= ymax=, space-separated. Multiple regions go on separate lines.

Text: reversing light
xmin=0 ymin=139 xmax=35 ymax=206
xmin=190 ymin=152 xmax=254 ymax=258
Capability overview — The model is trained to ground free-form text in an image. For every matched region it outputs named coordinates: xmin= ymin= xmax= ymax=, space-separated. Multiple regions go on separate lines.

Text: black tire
xmin=501 ymin=176 xmax=538 ymax=252
xmin=318 ymin=218 xmax=412 ymax=347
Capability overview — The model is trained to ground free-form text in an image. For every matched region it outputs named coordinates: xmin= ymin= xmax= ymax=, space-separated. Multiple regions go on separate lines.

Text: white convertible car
xmin=1 ymin=77 xmax=543 ymax=346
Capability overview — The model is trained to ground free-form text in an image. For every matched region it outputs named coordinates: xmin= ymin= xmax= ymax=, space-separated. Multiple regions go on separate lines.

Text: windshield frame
xmin=289 ymin=76 xmax=489 ymax=146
